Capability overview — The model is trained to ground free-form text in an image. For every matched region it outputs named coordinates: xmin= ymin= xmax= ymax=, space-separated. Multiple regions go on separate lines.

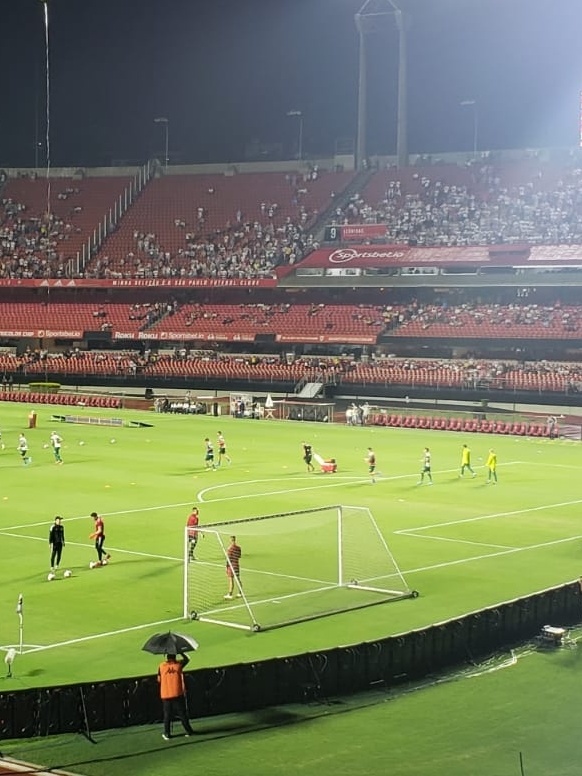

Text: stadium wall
xmin=3 ymin=372 xmax=581 ymax=412
xmin=0 ymin=580 xmax=580 ymax=739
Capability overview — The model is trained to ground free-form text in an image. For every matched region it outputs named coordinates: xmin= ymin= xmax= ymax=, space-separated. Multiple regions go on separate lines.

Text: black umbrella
xmin=142 ymin=631 xmax=199 ymax=655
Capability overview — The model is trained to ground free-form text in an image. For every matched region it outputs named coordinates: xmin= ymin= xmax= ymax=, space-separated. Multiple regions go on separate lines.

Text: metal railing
xmin=75 ymin=161 xmax=153 ymax=276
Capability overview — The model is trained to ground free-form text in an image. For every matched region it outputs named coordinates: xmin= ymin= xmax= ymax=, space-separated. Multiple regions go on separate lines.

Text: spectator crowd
xmin=341 ymin=162 xmax=582 ymax=246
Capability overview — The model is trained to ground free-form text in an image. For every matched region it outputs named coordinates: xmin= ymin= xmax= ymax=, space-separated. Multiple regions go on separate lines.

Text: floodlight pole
xmin=154 ymin=117 xmax=169 ymax=170
xmin=388 ymin=0 xmax=409 ymax=169
xmin=286 ymin=110 xmax=303 ymax=161
xmin=355 ymin=10 xmax=368 ymax=170
xmin=355 ymin=0 xmax=409 ymax=170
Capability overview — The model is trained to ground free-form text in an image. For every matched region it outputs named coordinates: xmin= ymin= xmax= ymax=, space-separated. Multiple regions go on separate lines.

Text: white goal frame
xmin=183 ymin=505 xmax=417 ymax=632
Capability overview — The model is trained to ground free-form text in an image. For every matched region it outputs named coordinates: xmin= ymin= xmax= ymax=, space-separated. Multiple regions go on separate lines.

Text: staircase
xmin=297 ymin=382 xmax=324 ymax=399
xmin=294 ymin=370 xmax=338 ymax=399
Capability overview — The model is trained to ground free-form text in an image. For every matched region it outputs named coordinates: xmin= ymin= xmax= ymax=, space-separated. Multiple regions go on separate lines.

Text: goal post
xmin=184 ymin=505 xmax=417 ymax=632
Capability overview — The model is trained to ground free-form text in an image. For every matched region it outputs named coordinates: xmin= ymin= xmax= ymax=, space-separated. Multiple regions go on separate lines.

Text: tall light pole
xmin=286 ymin=110 xmax=303 ymax=161
xmin=154 ymin=117 xmax=169 ymax=169
xmin=355 ymin=0 xmax=409 ymax=170
xmin=355 ymin=9 xmax=368 ymax=170
xmin=387 ymin=0 xmax=408 ymax=169
xmin=460 ymin=100 xmax=478 ymax=157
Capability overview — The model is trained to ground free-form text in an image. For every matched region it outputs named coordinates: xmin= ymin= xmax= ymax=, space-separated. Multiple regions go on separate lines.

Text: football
xmin=79 ymin=441 xmax=85 ymax=446
xmin=47 ymin=572 xmax=56 ymax=581
xmin=63 ymin=570 xmax=72 ymax=578
xmin=101 ymin=559 xmax=108 ymax=566
xmin=89 ymin=561 xmax=95 ymax=569
xmin=110 ymin=439 xmax=116 ymax=444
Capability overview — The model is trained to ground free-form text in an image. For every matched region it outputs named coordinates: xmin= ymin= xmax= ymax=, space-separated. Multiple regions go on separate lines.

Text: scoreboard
xmin=324 ymin=224 xmax=389 ymax=242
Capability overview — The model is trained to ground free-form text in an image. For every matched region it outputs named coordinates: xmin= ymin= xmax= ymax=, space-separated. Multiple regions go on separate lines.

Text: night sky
xmin=2 ymin=0 xmax=582 ymax=167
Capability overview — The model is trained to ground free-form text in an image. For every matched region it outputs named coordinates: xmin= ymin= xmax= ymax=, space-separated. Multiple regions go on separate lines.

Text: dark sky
xmin=2 ymin=0 xmax=582 ymax=167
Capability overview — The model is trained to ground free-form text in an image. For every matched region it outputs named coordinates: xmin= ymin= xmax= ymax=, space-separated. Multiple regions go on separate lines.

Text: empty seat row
xmin=371 ymin=413 xmax=556 ymax=437
xmin=0 ymin=392 xmax=121 ymax=408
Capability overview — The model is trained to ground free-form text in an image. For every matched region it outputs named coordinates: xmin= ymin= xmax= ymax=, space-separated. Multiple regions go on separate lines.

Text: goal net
xmin=183 ymin=505 xmax=417 ymax=632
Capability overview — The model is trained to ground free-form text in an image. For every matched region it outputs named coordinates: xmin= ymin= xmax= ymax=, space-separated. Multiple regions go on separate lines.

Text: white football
xmin=43 ymin=443 xmax=49 ymax=449
xmin=63 ymin=570 xmax=72 ymax=578
xmin=101 ymin=559 xmax=108 ymax=566
xmin=47 ymin=573 xmax=56 ymax=581
xmin=89 ymin=561 xmax=95 ymax=569
xmin=110 ymin=439 xmax=116 ymax=444
xmin=79 ymin=441 xmax=85 ymax=446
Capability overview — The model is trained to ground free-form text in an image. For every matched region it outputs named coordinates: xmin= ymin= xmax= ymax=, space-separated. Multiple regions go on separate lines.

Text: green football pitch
xmin=0 ymin=402 xmax=580 ymax=690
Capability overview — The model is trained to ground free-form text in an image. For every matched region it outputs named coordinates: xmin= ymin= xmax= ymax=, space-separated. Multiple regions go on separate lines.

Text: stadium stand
xmin=1 ymin=176 xmax=131 ymax=277
xmin=336 ymin=159 xmax=582 ymax=246
xmin=388 ymin=302 xmax=582 ymax=339
xmin=88 ymin=170 xmax=354 ymax=278
xmin=147 ymin=302 xmax=386 ymax=341
xmin=1 ymin=349 xmax=581 ymax=397
xmin=1 ymin=158 xmax=582 ymax=417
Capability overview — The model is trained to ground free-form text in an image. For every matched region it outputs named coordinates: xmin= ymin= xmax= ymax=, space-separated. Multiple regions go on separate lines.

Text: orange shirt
xmin=158 ymin=659 xmax=186 ymax=699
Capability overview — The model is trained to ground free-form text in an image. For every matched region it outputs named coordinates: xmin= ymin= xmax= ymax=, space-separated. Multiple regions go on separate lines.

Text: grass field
xmin=4 ymin=638 xmax=582 ymax=776
xmin=0 ymin=401 xmax=581 ymax=692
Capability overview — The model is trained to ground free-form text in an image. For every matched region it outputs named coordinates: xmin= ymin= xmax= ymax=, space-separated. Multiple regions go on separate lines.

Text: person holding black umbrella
xmin=158 ymin=652 xmax=195 ymax=740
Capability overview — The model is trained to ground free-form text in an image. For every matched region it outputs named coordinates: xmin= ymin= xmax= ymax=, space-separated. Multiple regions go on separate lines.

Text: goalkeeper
xmin=313 ymin=450 xmax=337 ymax=473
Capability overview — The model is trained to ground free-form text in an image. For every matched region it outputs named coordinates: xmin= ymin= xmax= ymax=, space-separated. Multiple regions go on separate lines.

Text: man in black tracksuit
xmin=302 ymin=442 xmax=315 ymax=472
xmin=49 ymin=516 xmax=65 ymax=572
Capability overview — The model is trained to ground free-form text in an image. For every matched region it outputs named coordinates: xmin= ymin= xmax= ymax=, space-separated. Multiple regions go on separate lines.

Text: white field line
xmin=18 ymin=527 xmax=582 ymax=653
xmin=191 ymin=557 xmax=333 ymax=587
xmin=0 ymin=460 xmax=574 ymax=655
xmin=21 ymin=616 xmax=185 ymax=654
xmin=0 ymin=531 xmax=335 ymax=586
xmin=197 ymin=475 xmax=375 ymax=504
xmin=195 ymin=462 xmax=523 ymax=504
xmin=202 ymin=582 xmax=340 ymax=618
xmin=396 ymin=497 xmax=582 ymax=535
xmin=0 ymin=500 xmax=197 ymax=532
xmin=405 ymin=534 xmax=516 ymax=550
xmin=0 ymin=463 xmax=523 ymax=533
xmin=6 ymin=531 xmax=582 ymax=656
xmin=532 ymin=462 xmax=582 ymax=470
xmin=0 ymin=478 xmax=362 ymax=531
xmin=401 ymin=532 xmax=582 ymax=577
xmin=0 ymin=532 xmax=181 ymax=562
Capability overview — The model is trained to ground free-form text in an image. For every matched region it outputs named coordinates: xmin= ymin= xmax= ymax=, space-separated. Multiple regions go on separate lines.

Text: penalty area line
xmin=403 ymin=533 xmax=516 ymax=550
xmin=1 ymin=500 xmax=197 ymax=532
xmin=0 ymin=532 xmax=182 ymax=563
xmin=396 ymin=497 xmax=582 ymax=534
xmin=401 ymin=532 xmax=582 ymax=578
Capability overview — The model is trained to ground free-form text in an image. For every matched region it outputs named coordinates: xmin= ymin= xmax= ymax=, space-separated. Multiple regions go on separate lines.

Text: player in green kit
xmin=418 ymin=447 xmax=433 ymax=485
xmin=365 ymin=447 xmax=376 ymax=484
xmin=17 ymin=433 xmax=31 ymax=466
xmin=204 ymin=438 xmax=216 ymax=470
xmin=50 ymin=431 xmax=63 ymax=464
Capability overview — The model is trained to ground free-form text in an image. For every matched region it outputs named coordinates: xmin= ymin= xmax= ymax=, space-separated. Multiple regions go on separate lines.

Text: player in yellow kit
xmin=486 ymin=448 xmax=497 ymax=484
xmin=460 ymin=444 xmax=475 ymax=478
